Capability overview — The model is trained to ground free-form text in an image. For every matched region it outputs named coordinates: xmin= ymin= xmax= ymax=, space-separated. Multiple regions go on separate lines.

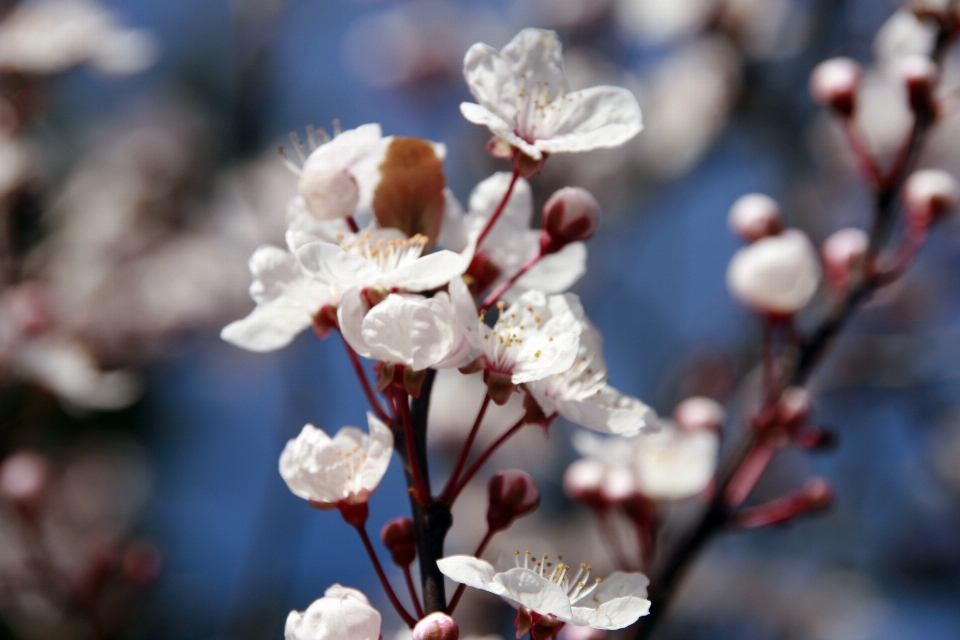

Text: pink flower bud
xmin=777 ymin=386 xmax=811 ymax=427
xmin=673 ymin=396 xmax=725 ymax=432
xmin=487 ymin=470 xmax=540 ymax=531
xmin=600 ymin=466 xmax=638 ymax=505
xmin=381 ymin=517 xmax=417 ymax=566
xmin=809 ymin=57 xmax=862 ymax=117
xmin=0 ymin=452 xmax=49 ymax=513
xmin=728 ymin=194 xmax=783 ymax=242
xmin=563 ymin=459 xmax=605 ymax=506
xmin=904 ymin=169 xmax=960 ymax=228
xmin=412 ymin=612 xmax=459 ymax=640
xmin=561 ymin=624 xmax=607 ymax=640
xmin=540 ymin=187 xmax=601 ymax=254
xmin=821 ymin=228 xmax=868 ymax=292
xmin=898 ymin=54 xmax=939 ymax=113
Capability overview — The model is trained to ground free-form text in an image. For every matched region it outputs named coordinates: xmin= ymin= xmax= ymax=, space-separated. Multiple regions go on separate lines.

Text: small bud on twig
xmin=810 ymin=57 xmax=862 ymax=117
xmin=904 ymin=168 xmax=960 ymax=228
xmin=728 ymin=194 xmax=783 ymax=243
xmin=898 ymin=54 xmax=939 ymax=114
xmin=413 ymin=612 xmax=459 ymax=640
xmin=674 ymin=396 xmax=726 ymax=432
xmin=381 ymin=517 xmax=417 ymax=567
xmin=487 ymin=470 xmax=540 ymax=532
xmin=540 ymin=187 xmax=601 ymax=254
xmin=821 ymin=228 xmax=869 ymax=292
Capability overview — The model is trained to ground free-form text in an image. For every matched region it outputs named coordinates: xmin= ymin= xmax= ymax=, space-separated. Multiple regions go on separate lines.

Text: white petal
xmin=462 ymin=42 xmax=522 ymax=125
xmin=460 ymin=103 xmax=540 ymax=159
xmin=555 ymin=388 xmax=656 ymax=436
xmin=301 ymin=124 xmax=382 ymax=177
xmin=493 ymin=568 xmax=574 ymax=620
xmin=533 ymin=86 xmax=643 ymax=155
xmin=360 ymin=413 xmax=394 ymax=492
xmin=514 ymin=241 xmax=586 ymax=294
xmin=296 ymin=242 xmax=378 ymax=289
xmin=357 ymin=294 xmax=457 ymax=370
xmin=436 ymin=189 xmax=469 ymax=252
xmin=569 ymin=572 xmax=650 ymax=630
xmin=299 ymin=167 xmax=360 ymax=221
xmin=500 ymin=29 xmax=567 ymax=91
xmin=468 ymin=172 xmax=534 ymax=229
xmin=248 ymin=246 xmax=302 ymax=303
xmin=383 ymin=250 xmax=468 ymax=291
xmin=221 ymin=298 xmax=314 ymax=352
xmin=726 ymin=229 xmax=822 ymax=314
xmin=437 ymin=555 xmax=503 ymax=593
xmin=338 ymin=288 xmax=374 ymax=360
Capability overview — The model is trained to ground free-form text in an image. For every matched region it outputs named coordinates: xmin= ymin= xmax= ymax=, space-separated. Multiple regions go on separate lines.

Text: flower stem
xmin=353 ymin=523 xmax=417 ymax=628
xmin=342 ymin=337 xmax=391 ymax=423
xmin=474 ymin=162 xmax=521 ymax=250
xmin=393 ymin=391 xmax=431 ymax=504
xmin=403 ymin=565 xmax=425 ymax=619
xmin=480 ymin=252 xmax=543 ymax=312
xmin=448 ymin=527 xmax=497 ymax=613
xmin=448 ymin=417 xmax=529 ymax=503
xmin=347 ymin=216 xmax=360 ymax=233
xmin=441 ymin=393 xmax=492 ymax=502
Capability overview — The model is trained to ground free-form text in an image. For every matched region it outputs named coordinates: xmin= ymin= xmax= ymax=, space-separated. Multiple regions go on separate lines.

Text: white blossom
xmin=726 ymin=229 xmax=822 ymax=315
xmin=279 ymin=413 xmax=393 ymax=507
xmin=285 ymin=585 xmax=381 ymax=640
xmin=526 ymin=320 xmax=656 ymax=435
xmin=460 ymin=29 xmax=642 ymax=160
xmin=450 ymin=277 xmax=582 ymax=384
xmin=437 ymin=553 xmax=650 ymax=630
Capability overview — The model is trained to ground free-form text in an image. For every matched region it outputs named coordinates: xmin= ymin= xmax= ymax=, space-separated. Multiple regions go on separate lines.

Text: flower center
xmin=334 ymin=443 xmax=368 ymax=484
xmin=549 ymin=349 xmax=608 ymax=400
xmin=338 ymin=232 xmax=428 ymax=274
xmin=481 ymin=301 xmax=554 ymax=373
xmin=513 ymin=550 xmax=601 ymax=605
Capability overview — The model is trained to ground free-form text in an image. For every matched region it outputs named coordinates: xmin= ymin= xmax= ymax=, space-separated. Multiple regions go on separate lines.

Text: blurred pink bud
xmin=563 ymin=459 xmax=605 ymax=506
xmin=0 ymin=452 xmax=49 ymax=511
xmin=600 ymin=467 xmax=638 ymax=505
xmin=728 ymin=194 xmax=783 ymax=242
xmin=821 ymin=228 xmax=868 ymax=291
xmin=541 ymin=187 xmax=601 ymax=254
xmin=381 ymin=516 xmax=417 ymax=567
xmin=777 ymin=387 xmax=811 ymax=426
xmin=726 ymin=229 xmax=822 ymax=316
xmin=412 ymin=612 xmax=459 ymax=640
xmin=487 ymin=470 xmax=540 ymax=531
xmin=561 ymin=624 xmax=607 ymax=640
xmin=898 ymin=54 xmax=939 ymax=112
xmin=904 ymin=169 xmax=960 ymax=228
xmin=809 ymin=57 xmax=862 ymax=117
xmin=2 ymin=283 xmax=52 ymax=338
xmin=123 ymin=541 xmax=162 ymax=586
xmin=673 ymin=396 xmax=725 ymax=432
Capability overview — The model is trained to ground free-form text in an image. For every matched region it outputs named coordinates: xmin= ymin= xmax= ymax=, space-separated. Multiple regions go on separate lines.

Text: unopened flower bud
xmin=728 ymin=194 xmax=783 ymax=242
xmin=561 ymin=625 xmax=607 ymax=640
xmin=412 ymin=612 xmax=459 ymax=640
xmin=809 ymin=57 xmax=862 ymax=117
xmin=0 ymin=452 xmax=49 ymax=513
xmin=821 ymin=228 xmax=868 ymax=291
xmin=487 ymin=470 xmax=540 ymax=531
xmin=777 ymin=386 xmax=811 ymax=427
xmin=726 ymin=229 xmax=823 ymax=316
xmin=563 ymin=459 xmax=605 ymax=506
xmin=674 ymin=396 xmax=725 ymax=432
xmin=600 ymin=466 xmax=638 ymax=505
xmin=381 ymin=517 xmax=417 ymax=566
xmin=904 ymin=169 xmax=960 ymax=228
xmin=541 ymin=187 xmax=601 ymax=254
xmin=898 ymin=54 xmax=939 ymax=113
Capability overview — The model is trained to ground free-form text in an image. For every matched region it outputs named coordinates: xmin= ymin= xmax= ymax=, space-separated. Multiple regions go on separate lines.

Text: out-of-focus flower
xmin=279 ymin=414 xmax=393 ymax=508
xmin=338 ymin=289 xmax=471 ymax=371
xmin=903 ymin=169 xmax=960 ymax=227
xmin=873 ymin=9 xmax=936 ymax=71
xmin=0 ymin=0 xmax=157 ymax=75
xmin=821 ymin=228 xmax=868 ymax=292
xmin=285 ymin=585 xmax=381 ymax=640
xmin=726 ymin=229 xmax=822 ymax=315
xmin=728 ymin=193 xmax=783 ymax=243
xmin=809 ymin=58 xmax=862 ymax=117
xmin=526 ymin=320 xmax=656 ymax=435
xmin=441 ymin=173 xmax=586 ymax=298
xmin=0 ymin=451 xmax=49 ymax=510
xmin=437 ymin=553 xmax=650 ymax=631
xmin=451 ymin=277 xmax=582 ymax=394
xmin=673 ymin=396 xmax=725 ymax=432
xmin=614 ymin=0 xmax=715 ymax=44
xmin=461 ymin=28 xmax=643 ymax=160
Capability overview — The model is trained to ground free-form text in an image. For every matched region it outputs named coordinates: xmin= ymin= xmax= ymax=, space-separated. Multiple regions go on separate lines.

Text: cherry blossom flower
xmin=279 ymin=413 xmax=393 ymax=508
xmin=449 ymin=277 xmax=582 ymax=388
xmin=526 ymin=320 xmax=656 ymax=435
xmin=437 ymin=552 xmax=650 ymax=632
xmin=285 ymin=585 xmax=381 ymax=640
xmin=726 ymin=229 xmax=822 ymax=315
xmin=439 ymin=172 xmax=586 ymax=297
xmin=338 ymin=289 xmax=471 ymax=371
xmin=461 ymin=29 xmax=643 ymax=160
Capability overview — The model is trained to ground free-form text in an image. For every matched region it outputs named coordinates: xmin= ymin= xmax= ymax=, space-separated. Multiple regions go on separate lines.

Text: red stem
xmin=723 ymin=441 xmax=776 ymax=508
xmin=342 ymin=337 xmax=391 ymax=423
xmin=448 ymin=527 xmax=497 ymax=613
xmin=441 ymin=393 xmax=492 ymax=502
xmin=354 ymin=524 xmax=417 ymax=627
xmin=480 ymin=251 xmax=543 ymax=312
xmin=448 ymin=417 xmax=531 ymax=503
xmin=474 ymin=162 xmax=521 ymax=250
xmin=842 ymin=119 xmax=882 ymax=189
xmin=403 ymin=566 xmax=425 ymax=619
xmin=394 ymin=391 xmax=431 ymax=504
xmin=347 ymin=216 xmax=361 ymax=233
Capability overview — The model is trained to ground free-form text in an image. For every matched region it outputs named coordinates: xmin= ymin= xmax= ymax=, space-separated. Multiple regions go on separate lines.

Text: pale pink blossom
xmin=285 ymin=585 xmax=381 ymax=640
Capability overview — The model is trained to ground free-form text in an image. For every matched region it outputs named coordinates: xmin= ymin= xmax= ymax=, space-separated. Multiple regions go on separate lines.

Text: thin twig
xmin=354 ymin=524 xmax=417 ymax=627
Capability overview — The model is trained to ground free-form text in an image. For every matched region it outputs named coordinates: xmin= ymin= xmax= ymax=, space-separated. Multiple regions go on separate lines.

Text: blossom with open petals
xmin=279 ymin=413 xmax=393 ymax=508
xmin=437 ymin=552 xmax=650 ymax=632
xmin=450 ymin=277 xmax=582 ymax=386
xmin=527 ymin=320 xmax=656 ymax=436
xmin=285 ymin=585 xmax=381 ymax=640
xmin=461 ymin=29 xmax=643 ymax=160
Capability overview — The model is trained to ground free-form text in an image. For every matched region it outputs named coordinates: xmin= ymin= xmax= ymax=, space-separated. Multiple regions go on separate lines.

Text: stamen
xmin=277 ymin=147 xmax=302 ymax=175
xmin=288 ymin=131 xmax=308 ymax=163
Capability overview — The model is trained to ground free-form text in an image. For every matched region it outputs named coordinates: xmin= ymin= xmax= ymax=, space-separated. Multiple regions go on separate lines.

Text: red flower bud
xmin=897 ymin=54 xmax=939 ymax=114
xmin=381 ymin=516 xmax=417 ymax=567
xmin=413 ymin=612 xmax=459 ymax=640
xmin=540 ymin=187 xmax=601 ymax=254
xmin=487 ymin=470 xmax=540 ymax=532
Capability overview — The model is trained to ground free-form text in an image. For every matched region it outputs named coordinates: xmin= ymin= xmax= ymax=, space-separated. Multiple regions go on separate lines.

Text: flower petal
xmin=460 ymin=102 xmax=541 ymax=159
xmin=533 ymin=86 xmax=643 ymax=155
xmin=221 ymin=298 xmax=314 ymax=352
xmin=360 ymin=413 xmax=394 ymax=492
xmin=382 ymin=250 xmax=468 ymax=291
xmin=437 ymin=555 xmax=504 ymax=594
xmin=493 ymin=568 xmax=573 ymax=619
xmin=569 ymin=572 xmax=650 ymax=629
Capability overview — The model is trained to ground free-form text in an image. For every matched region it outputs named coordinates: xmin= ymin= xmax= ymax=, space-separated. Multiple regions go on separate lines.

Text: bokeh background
xmin=1 ymin=0 xmax=960 ymax=639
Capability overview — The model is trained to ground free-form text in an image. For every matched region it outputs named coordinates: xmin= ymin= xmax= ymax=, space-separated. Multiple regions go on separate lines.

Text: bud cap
xmin=487 ymin=470 xmax=540 ymax=531
xmin=809 ymin=57 xmax=862 ymax=116
xmin=412 ymin=613 xmax=459 ymax=640
xmin=673 ymin=397 xmax=725 ymax=432
xmin=728 ymin=194 xmax=783 ymax=242
xmin=541 ymin=187 xmax=601 ymax=253
xmin=821 ymin=228 xmax=868 ymax=291
xmin=904 ymin=168 xmax=960 ymax=227
xmin=381 ymin=517 xmax=417 ymax=566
